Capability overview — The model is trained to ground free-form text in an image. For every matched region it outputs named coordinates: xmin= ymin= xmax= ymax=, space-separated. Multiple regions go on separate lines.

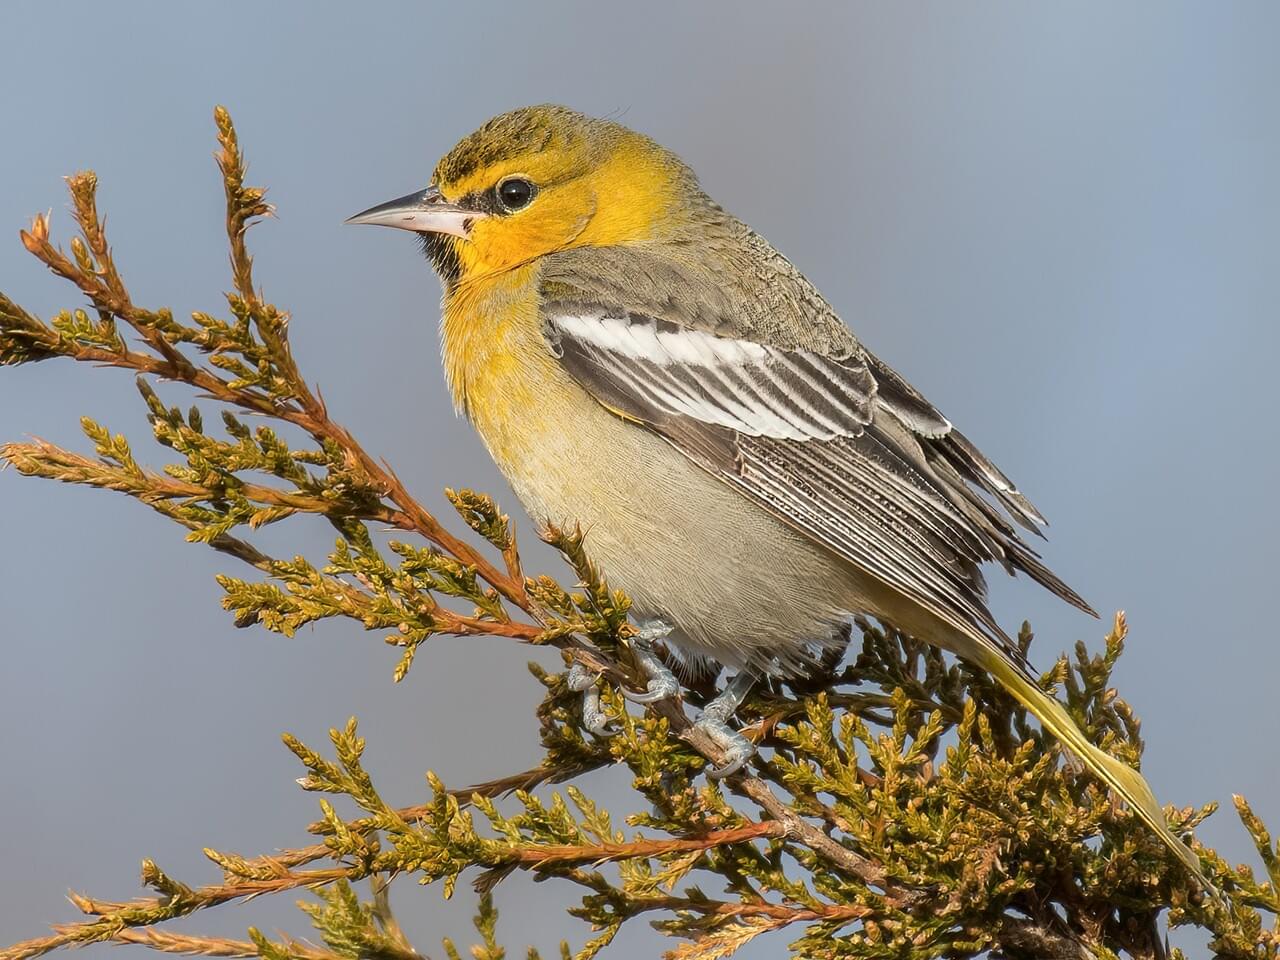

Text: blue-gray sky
xmin=2 ymin=3 xmax=1276 ymax=957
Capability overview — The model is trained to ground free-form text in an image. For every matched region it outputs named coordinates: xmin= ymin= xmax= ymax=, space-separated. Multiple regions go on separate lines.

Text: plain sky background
xmin=2 ymin=3 xmax=1277 ymax=958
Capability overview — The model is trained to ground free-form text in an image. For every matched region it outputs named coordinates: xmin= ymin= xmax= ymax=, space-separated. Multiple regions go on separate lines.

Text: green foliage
xmin=2 ymin=108 xmax=1278 ymax=960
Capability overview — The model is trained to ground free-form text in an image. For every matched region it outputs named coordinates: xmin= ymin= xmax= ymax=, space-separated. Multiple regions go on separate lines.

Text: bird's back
xmin=542 ymin=212 xmax=861 ymax=357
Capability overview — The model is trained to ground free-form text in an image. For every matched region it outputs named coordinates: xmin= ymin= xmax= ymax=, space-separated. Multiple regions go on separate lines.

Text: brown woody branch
xmin=634 ymin=893 xmax=869 ymax=925
xmin=515 ymin=820 xmax=783 ymax=869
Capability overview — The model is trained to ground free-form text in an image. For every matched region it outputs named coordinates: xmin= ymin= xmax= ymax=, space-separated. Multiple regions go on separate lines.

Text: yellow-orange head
xmin=349 ymin=105 xmax=705 ymax=285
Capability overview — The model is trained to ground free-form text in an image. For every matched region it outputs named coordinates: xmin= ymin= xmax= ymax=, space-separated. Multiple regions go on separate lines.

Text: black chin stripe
xmin=418 ymin=233 xmax=461 ymax=288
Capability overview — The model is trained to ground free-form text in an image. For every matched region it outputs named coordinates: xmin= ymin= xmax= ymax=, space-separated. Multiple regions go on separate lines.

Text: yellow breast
xmin=440 ymin=266 xmax=583 ymax=487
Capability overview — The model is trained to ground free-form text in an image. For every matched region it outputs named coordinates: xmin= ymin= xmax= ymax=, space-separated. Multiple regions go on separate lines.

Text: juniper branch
xmin=0 ymin=865 xmax=356 ymax=960
xmin=66 ymin=929 xmax=341 ymax=960
xmin=2 ymin=106 xmax=1278 ymax=960
xmin=13 ymin=162 xmax=528 ymax=612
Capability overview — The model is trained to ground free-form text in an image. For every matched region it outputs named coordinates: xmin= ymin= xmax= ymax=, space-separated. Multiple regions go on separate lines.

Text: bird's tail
xmin=972 ymin=641 xmax=1221 ymax=902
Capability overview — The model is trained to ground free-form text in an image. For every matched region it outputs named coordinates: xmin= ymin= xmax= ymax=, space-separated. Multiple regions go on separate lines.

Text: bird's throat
xmin=438 ymin=264 xmax=562 ymax=459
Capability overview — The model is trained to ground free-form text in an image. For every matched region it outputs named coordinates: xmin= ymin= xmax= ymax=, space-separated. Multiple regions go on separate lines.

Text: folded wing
xmin=544 ymin=303 xmax=1095 ymax=655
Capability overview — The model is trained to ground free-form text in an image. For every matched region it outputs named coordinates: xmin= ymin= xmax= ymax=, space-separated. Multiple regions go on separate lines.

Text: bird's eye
xmin=495 ymin=177 xmax=536 ymax=212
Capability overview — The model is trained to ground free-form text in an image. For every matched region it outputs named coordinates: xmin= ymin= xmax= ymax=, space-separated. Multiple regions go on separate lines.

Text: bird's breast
xmin=440 ymin=269 xmax=601 ymax=507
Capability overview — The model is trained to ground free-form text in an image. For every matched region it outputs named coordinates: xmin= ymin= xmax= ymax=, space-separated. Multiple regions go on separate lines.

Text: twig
xmin=514 ymin=821 xmax=783 ymax=869
xmin=63 ymin=929 xmax=336 ymax=960
xmin=0 ymin=866 xmax=353 ymax=960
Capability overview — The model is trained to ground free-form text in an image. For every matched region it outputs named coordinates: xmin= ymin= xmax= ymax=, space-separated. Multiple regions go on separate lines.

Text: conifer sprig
xmin=2 ymin=108 xmax=1277 ymax=960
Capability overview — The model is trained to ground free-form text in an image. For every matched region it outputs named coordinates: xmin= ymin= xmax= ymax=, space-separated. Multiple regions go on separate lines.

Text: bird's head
xmin=348 ymin=105 xmax=698 ymax=286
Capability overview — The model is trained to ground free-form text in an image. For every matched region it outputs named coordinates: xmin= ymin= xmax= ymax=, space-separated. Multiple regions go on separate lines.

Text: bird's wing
xmin=543 ymin=302 xmax=1095 ymax=653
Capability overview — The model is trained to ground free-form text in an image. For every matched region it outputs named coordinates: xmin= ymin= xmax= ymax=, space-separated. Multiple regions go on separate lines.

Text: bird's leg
xmin=695 ymin=670 xmax=758 ymax=779
xmin=567 ymin=662 xmax=612 ymax=735
xmin=620 ymin=619 xmax=681 ymax=704
xmin=567 ymin=619 xmax=678 ymax=735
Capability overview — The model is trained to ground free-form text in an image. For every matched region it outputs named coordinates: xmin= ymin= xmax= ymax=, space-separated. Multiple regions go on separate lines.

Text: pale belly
xmin=470 ymin=358 xmax=873 ymax=676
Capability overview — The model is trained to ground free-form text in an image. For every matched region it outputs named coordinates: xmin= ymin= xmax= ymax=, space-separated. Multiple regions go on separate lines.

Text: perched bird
xmin=349 ymin=105 xmax=1212 ymax=893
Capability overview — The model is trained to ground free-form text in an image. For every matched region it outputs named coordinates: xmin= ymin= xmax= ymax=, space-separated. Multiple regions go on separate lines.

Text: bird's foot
xmin=566 ymin=619 xmax=678 ymax=734
xmin=567 ymin=662 xmax=613 ymax=735
xmin=694 ymin=671 xmax=757 ymax=779
xmin=570 ymin=636 xmax=757 ymax=779
xmin=620 ymin=620 xmax=680 ymax=704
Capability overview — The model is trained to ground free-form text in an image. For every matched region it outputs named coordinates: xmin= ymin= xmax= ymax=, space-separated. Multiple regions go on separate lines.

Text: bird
xmin=348 ymin=104 xmax=1214 ymax=895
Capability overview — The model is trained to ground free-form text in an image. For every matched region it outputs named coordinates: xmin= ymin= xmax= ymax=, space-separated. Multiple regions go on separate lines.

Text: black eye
xmin=496 ymin=177 xmax=535 ymax=212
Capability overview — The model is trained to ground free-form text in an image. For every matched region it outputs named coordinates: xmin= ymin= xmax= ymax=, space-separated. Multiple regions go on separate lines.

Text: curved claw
xmin=623 ymin=631 xmax=681 ymax=704
xmin=696 ymin=714 xmax=757 ymax=779
xmin=705 ymin=743 xmax=754 ymax=780
xmin=622 ymin=675 xmax=680 ymax=704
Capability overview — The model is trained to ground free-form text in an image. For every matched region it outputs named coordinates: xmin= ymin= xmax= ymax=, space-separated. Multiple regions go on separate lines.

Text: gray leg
xmin=621 ymin=620 xmax=680 ymax=704
xmin=695 ymin=671 xmax=758 ymax=779
xmin=568 ymin=662 xmax=612 ymax=735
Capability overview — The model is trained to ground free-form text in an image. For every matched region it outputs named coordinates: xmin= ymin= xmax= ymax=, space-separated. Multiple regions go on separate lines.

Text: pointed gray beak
xmin=345 ymin=186 xmax=483 ymax=238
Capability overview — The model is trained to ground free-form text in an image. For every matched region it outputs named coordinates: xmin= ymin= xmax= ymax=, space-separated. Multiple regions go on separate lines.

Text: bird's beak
xmin=345 ymin=186 xmax=483 ymax=239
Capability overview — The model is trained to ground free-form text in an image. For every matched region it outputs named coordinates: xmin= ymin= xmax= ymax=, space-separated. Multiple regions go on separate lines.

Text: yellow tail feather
xmin=975 ymin=645 xmax=1221 ymax=902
